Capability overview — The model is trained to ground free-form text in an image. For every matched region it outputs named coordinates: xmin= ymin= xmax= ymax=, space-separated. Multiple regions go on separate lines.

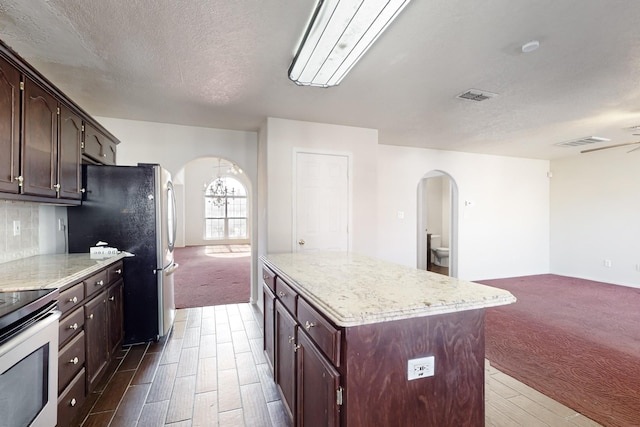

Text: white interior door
xmin=294 ymin=152 xmax=349 ymax=252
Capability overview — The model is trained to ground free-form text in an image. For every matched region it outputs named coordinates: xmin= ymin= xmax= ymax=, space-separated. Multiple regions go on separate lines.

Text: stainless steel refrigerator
xmin=67 ymin=163 xmax=178 ymax=344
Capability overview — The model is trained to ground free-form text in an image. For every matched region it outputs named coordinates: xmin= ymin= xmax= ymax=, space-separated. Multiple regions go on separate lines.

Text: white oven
xmin=0 ymin=298 xmax=60 ymax=427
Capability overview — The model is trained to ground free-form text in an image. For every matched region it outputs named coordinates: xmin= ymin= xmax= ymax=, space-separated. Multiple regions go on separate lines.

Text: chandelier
xmin=205 ymin=158 xmax=239 ymax=207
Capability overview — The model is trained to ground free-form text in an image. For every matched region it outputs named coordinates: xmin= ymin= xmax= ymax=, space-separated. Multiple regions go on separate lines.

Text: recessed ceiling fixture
xmin=554 ymin=136 xmax=610 ymax=148
xmin=521 ymin=40 xmax=540 ymax=53
xmin=456 ymin=89 xmax=498 ymax=102
xmin=288 ymin=0 xmax=413 ymax=87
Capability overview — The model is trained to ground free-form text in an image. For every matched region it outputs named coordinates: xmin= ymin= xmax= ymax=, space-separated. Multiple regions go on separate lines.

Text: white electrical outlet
xmin=407 ymin=356 xmax=435 ymax=381
xmin=58 ymin=218 xmax=65 ymax=231
xmin=604 ymin=259 xmax=612 ymax=268
xmin=12 ymin=220 xmax=20 ymax=236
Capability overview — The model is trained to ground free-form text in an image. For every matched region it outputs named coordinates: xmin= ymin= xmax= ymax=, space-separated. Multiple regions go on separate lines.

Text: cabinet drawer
xmin=298 ymin=298 xmax=342 ymax=367
xmin=276 ymin=277 xmax=297 ymax=316
xmin=84 ymin=269 xmax=108 ymax=297
xmin=58 ymin=331 xmax=86 ymax=393
xmin=107 ymin=261 xmax=123 ymax=285
xmin=57 ymin=368 xmax=86 ymax=427
xmin=58 ymin=283 xmax=84 ymax=315
xmin=262 ymin=266 xmax=276 ymax=293
xmin=59 ymin=307 xmax=85 ymax=346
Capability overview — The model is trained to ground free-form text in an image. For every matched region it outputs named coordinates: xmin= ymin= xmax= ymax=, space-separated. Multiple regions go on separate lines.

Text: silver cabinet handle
xmin=88 ymin=314 xmax=94 ymax=320
xmin=294 ymin=344 xmax=301 ymax=352
xmin=305 ymin=321 xmax=316 ymax=330
xmin=278 ymin=291 xmax=286 ymax=298
xmin=109 ymin=296 xmax=115 ymax=301
xmin=69 ymin=296 xmax=78 ymax=304
xmin=288 ymin=336 xmax=295 ymax=343
xmin=69 ymin=323 xmax=78 ymax=330
xmin=298 ymin=239 xmax=305 ymax=246
xmin=70 ymin=357 xmax=79 ymax=365
xmin=70 ymin=398 xmax=77 ymax=407
xmin=115 ymin=269 xmax=122 ymax=274
xmin=96 ymin=280 xmax=104 ymax=286
xmin=81 ymin=188 xmax=86 ymax=193
xmin=14 ymin=175 xmax=23 ymax=186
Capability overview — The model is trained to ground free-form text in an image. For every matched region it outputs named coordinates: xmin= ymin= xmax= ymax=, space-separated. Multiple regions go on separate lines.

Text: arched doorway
xmin=417 ymin=171 xmax=459 ymax=277
xmin=173 ymin=156 xmax=253 ymax=308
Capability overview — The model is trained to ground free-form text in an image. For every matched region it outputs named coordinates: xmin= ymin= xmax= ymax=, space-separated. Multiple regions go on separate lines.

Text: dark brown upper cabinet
xmin=0 ymin=55 xmax=21 ymax=194
xmin=84 ymin=123 xmax=117 ymax=166
xmin=22 ymin=77 xmax=59 ymax=198
xmin=58 ymin=104 xmax=83 ymax=200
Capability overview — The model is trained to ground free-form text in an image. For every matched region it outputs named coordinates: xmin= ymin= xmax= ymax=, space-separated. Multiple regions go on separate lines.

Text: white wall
xmin=550 ymin=150 xmax=640 ymax=288
xmin=94 ymin=117 xmax=260 ymax=301
xmin=376 ymin=144 xmax=550 ymax=281
xmin=264 ymin=118 xmax=379 ymax=256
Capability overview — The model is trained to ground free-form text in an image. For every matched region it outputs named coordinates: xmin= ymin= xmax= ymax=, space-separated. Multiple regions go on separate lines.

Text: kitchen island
xmin=261 ymin=252 xmax=516 ymax=427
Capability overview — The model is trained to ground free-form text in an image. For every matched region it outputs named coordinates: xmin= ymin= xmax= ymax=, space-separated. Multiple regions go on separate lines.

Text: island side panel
xmin=342 ymin=308 xmax=485 ymax=427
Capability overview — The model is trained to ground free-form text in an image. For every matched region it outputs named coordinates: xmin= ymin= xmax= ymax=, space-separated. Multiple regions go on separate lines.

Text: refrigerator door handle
xmin=155 ymin=262 xmax=179 ymax=275
xmin=165 ymin=262 xmax=179 ymax=275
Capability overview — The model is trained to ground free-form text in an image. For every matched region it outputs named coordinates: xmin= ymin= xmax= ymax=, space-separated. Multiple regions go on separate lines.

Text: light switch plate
xmin=13 ymin=220 xmax=20 ymax=236
xmin=407 ymin=356 xmax=435 ymax=380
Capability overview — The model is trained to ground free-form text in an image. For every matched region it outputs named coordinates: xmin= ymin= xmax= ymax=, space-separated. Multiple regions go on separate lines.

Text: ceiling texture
xmin=1 ymin=0 xmax=640 ymax=160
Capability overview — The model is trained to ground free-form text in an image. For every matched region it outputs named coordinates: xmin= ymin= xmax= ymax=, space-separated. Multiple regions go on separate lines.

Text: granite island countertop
xmin=262 ymin=252 xmax=516 ymax=327
xmin=0 ymin=253 xmax=128 ymax=292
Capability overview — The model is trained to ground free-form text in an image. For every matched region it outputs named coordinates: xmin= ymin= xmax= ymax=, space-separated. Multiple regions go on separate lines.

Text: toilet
xmin=430 ymin=234 xmax=449 ymax=267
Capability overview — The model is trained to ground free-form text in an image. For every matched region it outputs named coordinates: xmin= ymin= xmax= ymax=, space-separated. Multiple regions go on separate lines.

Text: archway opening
xmin=417 ymin=171 xmax=459 ymax=277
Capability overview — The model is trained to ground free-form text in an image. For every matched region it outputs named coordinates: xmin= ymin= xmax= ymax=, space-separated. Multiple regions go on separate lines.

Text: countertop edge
xmin=0 ymin=253 xmax=128 ymax=292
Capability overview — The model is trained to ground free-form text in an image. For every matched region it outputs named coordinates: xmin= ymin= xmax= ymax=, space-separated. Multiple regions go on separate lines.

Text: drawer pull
xmin=70 ymin=398 xmax=77 ymax=407
xmin=115 ymin=268 xmax=122 ymax=274
xmin=96 ymin=280 xmax=104 ymax=286
xmin=293 ymin=344 xmax=301 ymax=352
xmin=304 ymin=321 xmax=316 ymax=330
xmin=109 ymin=296 xmax=115 ymax=301
xmin=68 ymin=323 xmax=78 ymax=330
xmin=278 ymin=291 xmax=286 ymax=298
xmin=88 ymin=314 xmax=94 ymax=320
xmin=70 ymin=357 xmax=79 ymax=365
xmin=69 ymin=296 xmax=78 ymax=304
xmin=288 ymin=336 xmax=295 ymax=344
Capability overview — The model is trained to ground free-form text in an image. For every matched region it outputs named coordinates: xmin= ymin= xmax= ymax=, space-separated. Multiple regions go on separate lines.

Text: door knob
xmin=298 ymin=239 xmax=305 ymax=246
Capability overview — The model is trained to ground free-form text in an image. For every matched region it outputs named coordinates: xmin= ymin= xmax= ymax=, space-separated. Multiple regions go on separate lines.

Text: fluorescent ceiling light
xmin=289 ymin=0 xmax=413 ymax=87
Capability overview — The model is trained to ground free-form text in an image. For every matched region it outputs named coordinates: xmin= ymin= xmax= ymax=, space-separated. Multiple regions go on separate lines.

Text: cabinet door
xmin=22 ymin=78 xmax=58 ymax=197
xmin=0 ymin=56 xmax=21 ymax=194
xmin=297 ymin=330 xmax=341 ymax=427
xmin=83 ymin=123 xmax=116 ymax=165
xmin=107 ymin=280 xmax=124 ymax=357
xmin=275 ymin=300 xmax=297 ymax=423
xmin=84 ymin=292 xmax=109 ymax=392
xmin=263 ymin=284 xmax=276 ymax=375
xmin=58 ymin=104 xmax=83 ymax=199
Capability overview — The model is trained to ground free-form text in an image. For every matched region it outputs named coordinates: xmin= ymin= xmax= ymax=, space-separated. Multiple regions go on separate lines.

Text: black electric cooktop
xmin=0 ymin=289 xmax=59 ymax=342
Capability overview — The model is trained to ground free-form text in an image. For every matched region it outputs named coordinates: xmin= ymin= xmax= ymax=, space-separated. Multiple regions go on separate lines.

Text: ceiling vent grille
xmin=554 ymin=136 xmax=610 ymax=148
xmin=456 ymin=89 xmax=498 ymax=102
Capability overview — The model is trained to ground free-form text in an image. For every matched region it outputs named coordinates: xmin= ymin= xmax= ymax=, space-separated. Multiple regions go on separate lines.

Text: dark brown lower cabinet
xmin=275 ymin=300 xmax=297 ymax=421
xmin=263 ymin=284 xmax=276 ymax=373
xmin=296 ymin=330 xmax=341 ymax=427
xmin=84 ymin=291 xmax=109 ymax=392
xmin=107 ymin=279 xmax=124 ymax=356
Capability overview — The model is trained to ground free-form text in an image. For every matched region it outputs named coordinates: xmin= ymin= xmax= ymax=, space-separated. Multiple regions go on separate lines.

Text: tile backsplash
xmin=0 ymin=200 xmax=40 ymax=264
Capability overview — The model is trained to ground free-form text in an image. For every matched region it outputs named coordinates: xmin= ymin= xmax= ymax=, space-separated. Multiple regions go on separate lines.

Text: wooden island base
xmin=342 ymin=308 xmax=485 ymax=426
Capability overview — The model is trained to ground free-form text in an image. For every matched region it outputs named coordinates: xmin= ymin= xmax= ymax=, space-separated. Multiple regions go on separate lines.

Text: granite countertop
xmin=0 ymin=253 xmax=128 ymax=292
xmin=262 ymin=252 xmax=516 ymax=327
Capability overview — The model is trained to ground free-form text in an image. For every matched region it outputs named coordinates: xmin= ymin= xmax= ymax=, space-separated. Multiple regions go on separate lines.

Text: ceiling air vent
xmin=456 ymin=89 xmax=498 ymax=102
xmin=554 ymin=136 xmax=610 ymax=148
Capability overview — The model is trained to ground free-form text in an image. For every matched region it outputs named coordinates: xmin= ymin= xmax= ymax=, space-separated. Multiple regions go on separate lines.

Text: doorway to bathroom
xmin=417 ymin=171 xmax=458 ymax=277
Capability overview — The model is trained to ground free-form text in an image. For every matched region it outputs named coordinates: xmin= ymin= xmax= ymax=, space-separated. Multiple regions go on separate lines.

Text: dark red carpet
xmin=479 ymin=274 xmax=640 ymax=427
xmin=173 ymin=245 xmax=250 ymax=308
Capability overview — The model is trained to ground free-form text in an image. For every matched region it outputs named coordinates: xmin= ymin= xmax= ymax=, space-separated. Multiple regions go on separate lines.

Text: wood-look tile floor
xmin=76 ymin=304 xmax=602 ymax=427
